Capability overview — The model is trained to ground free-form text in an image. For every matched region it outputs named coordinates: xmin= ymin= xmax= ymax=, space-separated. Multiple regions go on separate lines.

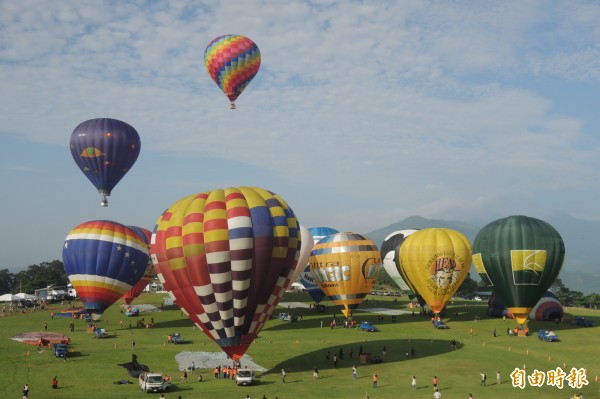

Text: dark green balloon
xmin=473 ymin=215 xmax=565 ymax=321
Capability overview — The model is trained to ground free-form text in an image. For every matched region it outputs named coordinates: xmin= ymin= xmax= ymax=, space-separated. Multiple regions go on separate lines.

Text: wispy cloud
xmin=1 ymin=0 xmax=600 ymax=268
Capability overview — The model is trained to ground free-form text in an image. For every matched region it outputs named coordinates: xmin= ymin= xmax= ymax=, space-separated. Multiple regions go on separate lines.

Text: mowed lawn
xmin=1 ymin=292 xmax=598 ymax=399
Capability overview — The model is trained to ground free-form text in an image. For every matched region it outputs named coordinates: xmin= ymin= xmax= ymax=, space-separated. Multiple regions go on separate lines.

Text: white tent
xmin=15 ymin=293 xmax=37 ymax=300
xmin=0 ymin=294 xmax=19 ymax=302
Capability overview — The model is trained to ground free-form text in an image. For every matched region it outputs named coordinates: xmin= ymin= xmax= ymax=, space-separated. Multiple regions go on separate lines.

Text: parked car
xmin=312 ymin=304 xmax=326 ymax=312
xmin=359 ymin=321 xmax=377 ymax=332
xmin=538 ymin=329 xmax=559 ymax=342
xmin=53 ymin=343 xmax=68 ymax=357
xmin=235 ymin=369 xmax=257 ymax=386
xmin=278 ymin=312 xmax=298 ymax=322
xmin=433 ymin=320 xmax=449 ymax=329
xmin=575 ymin=317 xmax=595 ymax=327
xmin=124 ymin=307 xmax=140 ymax=317
xmin=139 ymin=372 xmax=172 ymax=393
xmin=171 ymin=333 xmax=184 ymax=344
xmin=93 ymin=328 xmax=109 ymax=338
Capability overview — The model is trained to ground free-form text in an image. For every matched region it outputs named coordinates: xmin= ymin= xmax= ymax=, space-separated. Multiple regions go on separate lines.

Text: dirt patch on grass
xmin=11 ymin=332 xmax=70 ymax=346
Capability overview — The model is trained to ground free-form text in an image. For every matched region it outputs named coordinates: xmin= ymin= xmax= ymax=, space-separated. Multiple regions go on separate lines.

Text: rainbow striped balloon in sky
xmin=204 ymin=34 xmax=261 ymax=109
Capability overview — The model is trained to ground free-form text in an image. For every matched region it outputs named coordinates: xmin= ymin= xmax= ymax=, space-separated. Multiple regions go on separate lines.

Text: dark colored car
xmin=53 ymin=343 xmax=68 ymax=357
xmin=575 ymin=317 xmax=595 ymax=327
xmin=538 ymin=329 xmax=559 ymax=342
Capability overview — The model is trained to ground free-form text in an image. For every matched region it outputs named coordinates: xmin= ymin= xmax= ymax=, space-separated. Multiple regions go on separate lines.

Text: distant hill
xmin=363 ymin=214 xmax=600 ymax=295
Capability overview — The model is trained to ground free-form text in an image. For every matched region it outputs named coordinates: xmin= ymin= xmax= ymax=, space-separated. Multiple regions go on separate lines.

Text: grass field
xmin=1 ymin=292 xmax=598 ymax=399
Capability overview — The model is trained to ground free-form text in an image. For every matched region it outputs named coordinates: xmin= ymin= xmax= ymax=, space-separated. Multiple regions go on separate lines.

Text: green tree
xmin=0 ymin=269 xmax=16 ymax=294
xmin=583 ymin=293 xmax=600 ymax=309
xmin=456 ymin=274 xmax=478 ymax=297
xmin=14 ymin=261 xmax=67 ymax=293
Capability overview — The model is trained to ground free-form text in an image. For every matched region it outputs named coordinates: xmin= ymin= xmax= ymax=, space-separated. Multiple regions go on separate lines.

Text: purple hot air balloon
xmin=69 ymin=118 xmax=141 ymax=206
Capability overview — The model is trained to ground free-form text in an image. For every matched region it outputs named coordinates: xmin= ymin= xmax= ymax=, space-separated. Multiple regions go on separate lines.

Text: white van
xmin=235 ymin=369 xmax=256 ymax=386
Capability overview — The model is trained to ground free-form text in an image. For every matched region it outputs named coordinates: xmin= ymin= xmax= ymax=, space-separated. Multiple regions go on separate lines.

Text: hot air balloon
xmin=487 ymin=291 xmax=564 ymax=321
xmin=122 ymin=227 xmax=154 ymax=305
xmin=309 ymin=227 xmax=340 ymax=243
xmin=298 ymin=227 xmax=340 ymax=304
xmin=399 ymin=228 xmax=472 ymax=315
xmin=472 ymin=215 xmax=565 ymax=325
xmin=204 ymin=34 xmax=261 ymax=109
xmin=62 ymin=220 xmax=150 ymax=320
xmin=309 ymin=232 xmax=381 ymax=317
xmin=289 ymin=226 xmax=314 ymax=283
xmin=69 ymin=118 xmax=141 ymax=207
xmin=151 ymin=187 xmax=302 ymax=360
xmin=380 ymin=229 xmax=419 ymax=296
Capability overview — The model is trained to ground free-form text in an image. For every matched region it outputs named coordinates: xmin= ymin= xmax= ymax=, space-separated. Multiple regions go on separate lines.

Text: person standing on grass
xmin=434 ymin=388 xmax=442 ymax=398
xmin=372 ymin=374 xmax=378 ymax=388
xmin=22 ymin=384 xmax=29 ymax=399
xmin=313 ymin=366 xmax=319 ymax=379
xmin=352 ymin=365 xmax=357 ymax=380
xmin=281 ymin=368 xmax=286 ymax=383
xmin=412 ymin=375 xmax=417 ymax=390
xmin=433 ymin=375 xmax=438 ymax=391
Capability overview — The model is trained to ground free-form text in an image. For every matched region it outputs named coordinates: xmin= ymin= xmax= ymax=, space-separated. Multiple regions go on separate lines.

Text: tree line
xmin=0 ymin=261 xmax=69 ymax=295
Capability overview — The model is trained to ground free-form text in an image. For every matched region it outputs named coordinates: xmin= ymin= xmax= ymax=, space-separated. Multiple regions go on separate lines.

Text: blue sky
xmin=1 ymin=1 xmax=600 ymax=272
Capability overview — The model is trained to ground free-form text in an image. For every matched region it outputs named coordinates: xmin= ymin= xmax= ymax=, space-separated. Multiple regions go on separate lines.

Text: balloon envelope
xmin=69 ymin=118 xmax=141 ymax=206
xmin=289 ymin=226 xmax=314 ymax=283
xmin=472 ymin=215 xmax=565 ymax=325
xmin=63 ymin=220 xmax=150 ymax=320
xmin=204 ymin=34 xmax=261 ymax=108
xmin=487 ymin=291 xmax=564 ymax=321
xmin=122 ymin=227 xmax=153 ymax=305
xmin=309 ymin=232 xmax=381 ymax=317
xmin=380 ymin=229 xmax=419 ymax=296
xmin=300 ymin=227 xmax=340 ymax=304
xmin=309 ymin=227 xmax=340 ymax=243
xmin=151 ymin=187 xmax=302 ymax=360
xmin=399 ymin=228 xmax=472 ymax=314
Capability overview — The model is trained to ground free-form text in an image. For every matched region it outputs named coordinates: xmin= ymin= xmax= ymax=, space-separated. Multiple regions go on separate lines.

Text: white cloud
xmin=1 ymin=0 xmax=600 ymax=268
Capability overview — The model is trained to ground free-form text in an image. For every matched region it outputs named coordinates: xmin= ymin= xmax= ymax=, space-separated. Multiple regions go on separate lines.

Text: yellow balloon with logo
xmin=399 ymin=228 xmax=472 ymax=315
xmin=309 ymin=232 xmax=381 ymax=317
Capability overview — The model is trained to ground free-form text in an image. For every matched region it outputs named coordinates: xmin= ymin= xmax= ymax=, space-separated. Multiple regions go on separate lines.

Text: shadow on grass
xmin=152 ymin=318 xmax=196 ymax=329
xmin=260 ymin=338 xmax=461 ymax=375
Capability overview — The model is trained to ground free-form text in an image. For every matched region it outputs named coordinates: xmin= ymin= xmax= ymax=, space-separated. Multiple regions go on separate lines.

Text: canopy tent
xmin=0 ymin=294 xmax=19 ymax=302
xmin=15 ymin=293 xmax=37 ymax=300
